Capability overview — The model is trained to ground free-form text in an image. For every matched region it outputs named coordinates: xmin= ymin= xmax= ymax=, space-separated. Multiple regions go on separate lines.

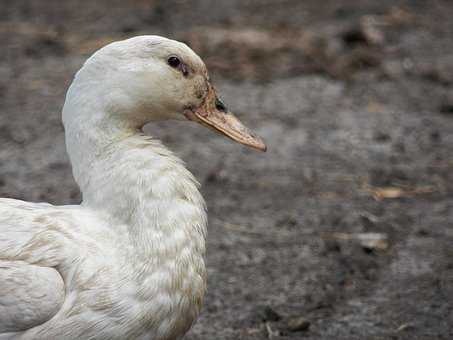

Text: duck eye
xmin=167 ymin=56 xmax=181 ymax=68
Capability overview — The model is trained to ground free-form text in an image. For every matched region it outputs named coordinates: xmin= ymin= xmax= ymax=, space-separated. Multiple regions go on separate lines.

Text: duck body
xmin=0 ymin=35 xmax=265 ymax=339
xmin=0 ymin=135 xmax=207 ymax=340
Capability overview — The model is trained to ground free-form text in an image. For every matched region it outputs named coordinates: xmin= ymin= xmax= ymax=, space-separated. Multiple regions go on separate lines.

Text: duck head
xmin=78 ymin=35 xmax=266 ymax=151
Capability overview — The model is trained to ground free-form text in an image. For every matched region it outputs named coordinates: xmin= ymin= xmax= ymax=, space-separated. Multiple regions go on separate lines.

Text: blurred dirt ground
xmin=1 ymin=1 xmax=453 ymax=339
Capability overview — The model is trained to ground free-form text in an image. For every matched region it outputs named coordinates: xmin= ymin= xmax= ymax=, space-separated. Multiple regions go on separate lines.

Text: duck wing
xmin=0 ymin=198 xmax=66 ymax=334
xmin=0 ymin=261 xmax=65 ymax=333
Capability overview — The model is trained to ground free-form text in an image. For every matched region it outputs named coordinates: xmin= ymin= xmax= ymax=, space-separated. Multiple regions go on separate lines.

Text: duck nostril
xmin=215 ymin=98 xmax=227 ymax=112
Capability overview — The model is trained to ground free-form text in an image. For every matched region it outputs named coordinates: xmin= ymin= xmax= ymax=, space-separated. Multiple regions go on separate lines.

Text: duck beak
xmin=184 ymin=84 xmax=267 ymax=152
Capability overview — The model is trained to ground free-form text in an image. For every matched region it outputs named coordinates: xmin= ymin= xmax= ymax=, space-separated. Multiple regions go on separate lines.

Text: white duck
xmin=0 ymin=35 xmax=266 ymax=340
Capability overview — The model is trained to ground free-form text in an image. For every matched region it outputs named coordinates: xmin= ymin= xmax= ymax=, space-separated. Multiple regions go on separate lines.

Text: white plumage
xmin=0 ymin=35 xmax=265 ymax=340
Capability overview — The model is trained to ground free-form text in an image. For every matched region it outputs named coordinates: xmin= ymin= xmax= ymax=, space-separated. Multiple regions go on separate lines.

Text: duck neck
xmin=62 ymin=101 xmax=207 ymax=264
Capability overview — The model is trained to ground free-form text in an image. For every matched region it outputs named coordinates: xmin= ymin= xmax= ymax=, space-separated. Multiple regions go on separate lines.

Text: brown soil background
xmin=1 ymin=1 xmax=452 ymax=339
